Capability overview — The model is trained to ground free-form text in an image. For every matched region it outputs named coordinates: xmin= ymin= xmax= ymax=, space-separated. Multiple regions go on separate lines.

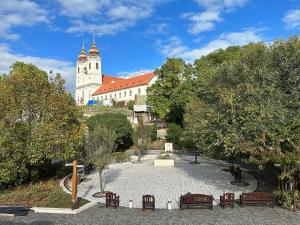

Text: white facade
xmin=75 ymin=41 xmax=102 ymax=105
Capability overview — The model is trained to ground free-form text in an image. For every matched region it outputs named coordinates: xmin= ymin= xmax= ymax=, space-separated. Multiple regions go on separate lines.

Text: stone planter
xmin=153 ymin=159 xmax=175 ymax=166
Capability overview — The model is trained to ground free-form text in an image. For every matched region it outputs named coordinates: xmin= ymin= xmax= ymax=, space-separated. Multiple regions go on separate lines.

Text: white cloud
xmin=117 ymin=69 xmax=153 ymax=79
xmin=183 ymin=0 xmax=248 ymax=34
xmin=158 ymin=29 xmax=262 ymax=62
xmin=0 ymin=44 xmax=76 ymax=94
xmin=283 ymin=9 xmax=300 ymax=29
xmin=0 ymin=0 xmax=48 ymax=40
xmin=55 ymin=0 xmax=168 ymax=36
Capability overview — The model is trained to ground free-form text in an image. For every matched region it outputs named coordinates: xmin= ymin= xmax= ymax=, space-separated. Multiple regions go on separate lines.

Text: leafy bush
xmin=127 ymin=100 xmax=134 ymax=110
xmin=166 ymin=123 xmax=182 ymax=144
xmin=273 ymin=190 xmax=300 ymax=209
xmin=149 ymin=124 xmax=158 ymax=141
xmin=111 ymin=152 xmax=129 ymax=163
xmin=86 ymin=113 xmax=133 ymax=150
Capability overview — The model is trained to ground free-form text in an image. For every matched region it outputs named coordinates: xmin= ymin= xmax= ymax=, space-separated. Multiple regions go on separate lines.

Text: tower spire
xmin=82 ymin=36 xmax=85 ymax=50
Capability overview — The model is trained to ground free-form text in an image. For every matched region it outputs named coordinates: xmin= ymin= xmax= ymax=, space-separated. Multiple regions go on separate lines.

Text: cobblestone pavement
xmin=1 ymin=204 xmax=300 ymax=225
xmin=74 ymin=158 xmax=257 ymax=209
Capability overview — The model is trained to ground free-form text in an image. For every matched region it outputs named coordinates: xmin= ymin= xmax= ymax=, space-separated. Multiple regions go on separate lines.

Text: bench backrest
xmin=181 ymin=194 xmax=212 ymax=203
xmin=223 ymin=193 xmax=234 ymax=200
xmin=143 ymin=195 xmax=155 ymax=204
xmin=106 ymin=192 xmax=118 ymax=201
xmin=242 ymin=192 xmax=273 ymax=200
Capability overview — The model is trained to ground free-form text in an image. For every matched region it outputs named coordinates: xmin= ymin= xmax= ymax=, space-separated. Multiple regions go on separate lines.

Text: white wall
xmin=92 ymin=75 xmax=158 ymax=103
xmin=75 ymin=55 xmax=102 ymax=105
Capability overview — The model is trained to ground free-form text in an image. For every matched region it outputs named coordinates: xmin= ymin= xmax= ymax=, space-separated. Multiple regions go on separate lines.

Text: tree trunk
xmin=195 ymin=152 xmax=198 ymax=164
xmin=292 ymin=174 xmax=296 ymax=211
xmin=99 ymin=169 xmax=104 ymax=193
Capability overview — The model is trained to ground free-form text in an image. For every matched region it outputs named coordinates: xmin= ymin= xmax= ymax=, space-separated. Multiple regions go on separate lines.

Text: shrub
xmin=149 ymin=124 xmax=158 ymax=141
xmin=111 ymin=152 xmax=129 ymax=163
xmin=127 ymin=100 xmax=134 ymax=110
xmin=86 ymin=113 xmax=133 ymax=150
xmin=166 ymin=123 xmax=182 ymax=144
xmin=273 ymin=190 xmax=300 ymax=209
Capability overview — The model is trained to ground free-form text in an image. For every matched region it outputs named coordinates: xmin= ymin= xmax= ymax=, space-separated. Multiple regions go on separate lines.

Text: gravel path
xmin=1 ymin=204 xmax=300 ymax=225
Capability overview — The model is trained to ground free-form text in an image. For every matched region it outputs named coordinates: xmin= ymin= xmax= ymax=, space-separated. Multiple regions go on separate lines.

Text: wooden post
xmin=72 ymin=160 xmax=78 ymax=209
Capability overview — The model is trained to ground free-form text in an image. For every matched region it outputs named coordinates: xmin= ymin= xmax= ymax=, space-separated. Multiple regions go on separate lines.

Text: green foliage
xmin=147 ymin=58 xmax=194 ymax=125
xmin=127 ymin=100 xmax=134 ymax=111
xmin=184 ymin=37 xmax=300 ymax=179
xmin=0 ymin=62 xmax=84 ymax=189
xmin=273 ymin=190 xmax=300 ymax=208
xmin=86 ymin=124 xmax=116 ymax=192
xmin=111 ymin=152 xmax=129 ymax=163
xmin=149 ymin=124 xmax=157 ymax=141
xmin=86 ymin=113 xmax=132 ymax=150
xmin=166 ymin=123 xmax=182 ymax=145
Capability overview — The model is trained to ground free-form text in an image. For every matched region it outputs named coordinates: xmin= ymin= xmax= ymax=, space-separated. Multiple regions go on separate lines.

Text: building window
xmin=96 ymin=62 xmax=99 ymax=69
xmin=114 ymin=93 xmax=116 ymax=99
xmin=101 ymin=96 xmax=103 ymax=101
xmin=138 ymin=88 xmax=141 ymax=95
xmin=78 ymin=66 xmax=79 ymax=73
xmin=110 ymin=94 xmax=112 ymax=99
xmin=89 ymin=63 xmax=91 ymax=70
xmin=129 ymin=90 xmax=132 ymax=96
xmin=105 ymin=95 xmax=107 ymax=100
xmin=124 ymin=91 xmax=126 ymax=97
xmin=119 ymin=92 xmax=121 ymax=98
xmin=97 ymin=97 xmax=99 ymax=101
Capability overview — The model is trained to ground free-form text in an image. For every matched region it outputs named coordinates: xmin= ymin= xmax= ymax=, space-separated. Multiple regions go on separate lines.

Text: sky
xmin=0 ymin=0 xmax=299 ymax=94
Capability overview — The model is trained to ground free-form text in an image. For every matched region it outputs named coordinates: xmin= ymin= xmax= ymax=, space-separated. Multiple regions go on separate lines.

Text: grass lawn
xmin=0 ymin=179 xmax=89 ymax=208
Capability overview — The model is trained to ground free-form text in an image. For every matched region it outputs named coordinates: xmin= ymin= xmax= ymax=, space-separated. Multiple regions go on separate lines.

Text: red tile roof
xmin=102 ymin=75 xmax=124 ymax=85
xmin=92 ymin=72 xmax=155 ymax=96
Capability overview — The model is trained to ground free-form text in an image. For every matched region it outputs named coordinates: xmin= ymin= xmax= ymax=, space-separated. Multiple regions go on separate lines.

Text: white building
xmin=75 ymin=39 xmax=157 ymax=106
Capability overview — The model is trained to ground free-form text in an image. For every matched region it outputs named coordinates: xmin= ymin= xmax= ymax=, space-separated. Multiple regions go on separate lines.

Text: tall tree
xmin=86 ymin=124 xmax=116 ymax=193
xmin=147 ymin=58 xmax=194 ymax=125
xmin=0 ymin=62 xmax=84 ymax=188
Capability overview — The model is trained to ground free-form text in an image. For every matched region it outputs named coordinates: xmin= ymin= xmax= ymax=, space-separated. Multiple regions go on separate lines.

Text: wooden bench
xmin=142 ymin=195 xmax=155 ymax=211
xmin=106 ymin=192 xmax=119 ymax=208
xmin=220 ymin=193 xmax=234 ymax=209
xmin=180 ymin=193 xmax=213 ymax=210
xmin=240 ymin=192 xmax=274 ymax=208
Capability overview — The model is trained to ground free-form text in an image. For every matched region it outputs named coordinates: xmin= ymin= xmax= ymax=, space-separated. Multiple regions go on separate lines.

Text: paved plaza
xmin=1 ymin=204 xmax=300 ymax=225
xmin=74 ymin=156 xmax=257 ymax=209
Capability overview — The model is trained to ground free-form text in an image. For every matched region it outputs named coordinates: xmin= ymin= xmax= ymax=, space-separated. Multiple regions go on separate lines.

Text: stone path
xmin=74 ymin=157 xmax=257 ymax=209
xmin=1 ymin=204 xmax=300 ymax=225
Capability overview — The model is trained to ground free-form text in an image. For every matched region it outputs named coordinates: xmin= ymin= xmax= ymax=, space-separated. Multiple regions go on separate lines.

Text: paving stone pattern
xmin=75 ymin=157 xmax=257 ymax=209
xmin=1 ymin=204 xmax=300 ymax=225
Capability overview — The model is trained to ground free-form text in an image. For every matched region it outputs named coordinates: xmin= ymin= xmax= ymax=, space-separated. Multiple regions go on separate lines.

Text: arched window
xmin=124 ymin=91 xmax=126 ymax=97
xmin=78 ymin=66 xmax=79 ymax=73
xmin=129 ymin=90 xmax=132 ymax=96
xmin=96 ymin=62 xmax=99 ymax=69
xmin=138 ymin=88 xmax=141 ymax=95
xmin=110 ymin=94 xmax=112 ymax=99
xmin=119 ymin=92 xmax=121 ymax=98
xmin=114 ymin=93 xmax=117 ymax=99
xmin=89 ymin=63 xmax=91 ymax=70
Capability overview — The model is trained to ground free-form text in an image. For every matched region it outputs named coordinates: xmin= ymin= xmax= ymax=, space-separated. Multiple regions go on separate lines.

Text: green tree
xmin=0 ymin=62 xmax=84 ymax=188
xmin=147 ymin=58 xmax=194 ymax=125
xmin=86 ymin=113 xmax=132 ymax=150
xmin=86 ymin=125 xmax=116 ymax=193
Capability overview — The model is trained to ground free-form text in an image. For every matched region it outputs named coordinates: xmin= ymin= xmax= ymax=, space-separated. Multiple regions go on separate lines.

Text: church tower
xmin=75 ymin=36 xmax=102 ymax=105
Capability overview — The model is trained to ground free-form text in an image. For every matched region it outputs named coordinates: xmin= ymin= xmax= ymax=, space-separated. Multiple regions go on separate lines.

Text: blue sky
xmin=0 ymin=0 xmax=299 ymax=94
